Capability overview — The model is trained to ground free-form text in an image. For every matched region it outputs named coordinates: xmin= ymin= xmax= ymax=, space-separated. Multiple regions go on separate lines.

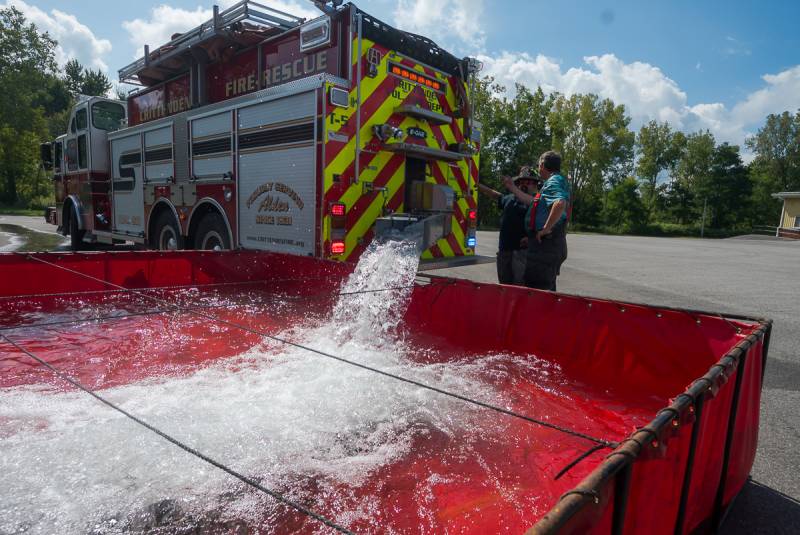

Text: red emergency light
xmin=389 ymin=63 xmax=442 ymax=91
xmin=331 ymin=240 xmax=346 ymax=255
xmin=330 ymin=202 xmax=346 ymax=217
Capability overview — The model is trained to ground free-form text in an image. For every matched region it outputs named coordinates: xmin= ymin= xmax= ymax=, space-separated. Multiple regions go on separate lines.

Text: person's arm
xmin=502 ymin=176 xmax=535 ymax=205
xmin=535 ymin=199 xmax=567 ymax=242
xmin=477 ymin=182 xmax=501 ymax=199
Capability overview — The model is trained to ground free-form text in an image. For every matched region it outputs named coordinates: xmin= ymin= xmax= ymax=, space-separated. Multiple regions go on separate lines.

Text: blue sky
xmin=6 ymin=0 xmax=800 ymax=154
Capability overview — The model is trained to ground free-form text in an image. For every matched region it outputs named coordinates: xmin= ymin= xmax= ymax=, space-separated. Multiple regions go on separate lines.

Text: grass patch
xmin=0 ymin=205 xmax=44 ymax=217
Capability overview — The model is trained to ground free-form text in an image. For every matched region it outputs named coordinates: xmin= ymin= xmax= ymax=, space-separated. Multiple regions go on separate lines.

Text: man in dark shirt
xmin=478 ymin=167 xmax=540 ymax=284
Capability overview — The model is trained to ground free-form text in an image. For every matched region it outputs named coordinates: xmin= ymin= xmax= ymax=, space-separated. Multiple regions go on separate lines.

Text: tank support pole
xmin=761 ymin=322 xmax=772 ymax=388
xmin=673 ymin=395 xmax=706 ymax=535
xmin=610 ymin=462 xmax=633 ymax=535
xmin=711 ymin=347 xmax=748 ymax=532
xmin=354 ymin=13 xmax=362 ymax=184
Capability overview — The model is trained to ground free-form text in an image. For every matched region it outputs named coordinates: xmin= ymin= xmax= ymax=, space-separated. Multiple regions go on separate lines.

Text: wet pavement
xmin=0 ymin=218 xmax=68 ymax=252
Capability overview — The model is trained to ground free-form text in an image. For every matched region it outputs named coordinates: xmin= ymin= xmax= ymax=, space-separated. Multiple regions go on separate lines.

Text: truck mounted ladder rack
xmin=118 ymin=0 xmax=306 ymax=85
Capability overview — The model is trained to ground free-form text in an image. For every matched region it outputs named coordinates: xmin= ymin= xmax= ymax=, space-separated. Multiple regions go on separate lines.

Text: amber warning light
xmin=389 ymin=63 xmax=442 ymax=91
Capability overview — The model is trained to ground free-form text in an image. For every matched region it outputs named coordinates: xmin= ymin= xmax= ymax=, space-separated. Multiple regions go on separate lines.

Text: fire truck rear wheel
xmin=151 ymin=211 xmax=182 ymax=251
xmin=68 ymin=210 xmax=85 ymax=251
xmin=194 ymin=213 xmax=231 ymax=251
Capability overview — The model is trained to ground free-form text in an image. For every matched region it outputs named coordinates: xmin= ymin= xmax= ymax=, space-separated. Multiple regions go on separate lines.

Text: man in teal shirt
xmin=503 ymin=151 xmax=569 ymax=290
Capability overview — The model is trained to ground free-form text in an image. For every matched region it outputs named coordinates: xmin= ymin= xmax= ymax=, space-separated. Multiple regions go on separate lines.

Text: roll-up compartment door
xmin=190 ymin=111 xmax=232 ymax=180
xmin=144 ymin=124 xmax=174 ymax=183
xmin=237 ymin=91 xmax=317 ymax=255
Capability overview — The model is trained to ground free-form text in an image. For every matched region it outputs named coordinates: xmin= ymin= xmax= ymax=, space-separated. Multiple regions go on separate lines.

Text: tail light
xmin=467 ymin=209 xmax=478 ymax=228
xmin=331 ymin=240 xmax=346 ymax=255
xmin=331 ymin=202 xmax=346 ymax=217
xmin=330 ymin=202 xmax=346 ymax=230
xmin=466 ymin=209 xmax=477 ymax=249
xmin=330 ymin=203 xmax=346 ymax=256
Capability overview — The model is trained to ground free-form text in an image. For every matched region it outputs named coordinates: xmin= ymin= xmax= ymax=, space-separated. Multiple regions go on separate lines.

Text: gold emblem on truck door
xmin=246 ymin=181 xmax=305 ymax=226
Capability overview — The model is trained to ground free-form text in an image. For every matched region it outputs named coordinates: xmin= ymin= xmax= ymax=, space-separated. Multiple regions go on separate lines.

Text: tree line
xmin=474 ymin=78 xmax=800 ymax=236
xmin=0 ymin=7 xmax=112 ymax=209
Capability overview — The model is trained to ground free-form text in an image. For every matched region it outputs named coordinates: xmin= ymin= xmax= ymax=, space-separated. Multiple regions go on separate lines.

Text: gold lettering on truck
xmin=247 ymin=181 xmax=305 ymax=226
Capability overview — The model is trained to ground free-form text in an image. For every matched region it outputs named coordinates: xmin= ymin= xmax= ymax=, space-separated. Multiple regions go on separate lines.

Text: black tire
xmin=68 ymin=209 xmax=85 ymax=251
xmin=193 ymin=212 xmax=231 ymax=250
xmin=150 ymin=211 xmax=182 ymax=251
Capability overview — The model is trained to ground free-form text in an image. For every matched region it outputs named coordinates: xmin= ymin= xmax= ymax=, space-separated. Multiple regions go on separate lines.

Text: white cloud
xmin=122 ymin=1 xmax=319 ymax=60
xmin=122 ymin=5 xmax=209 ymax=60
xmin=393 ymin=0 xmax=486 ymax=53
xmin=478 ymin=51 xmax=800 ymax=158
xmin=3 ymin=0 xmax=112 ymax=71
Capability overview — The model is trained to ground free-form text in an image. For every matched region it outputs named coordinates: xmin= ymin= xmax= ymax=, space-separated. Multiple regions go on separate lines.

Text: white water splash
xmin=0 ymin=239 xmax=510 ymax=533
xmin=332 ymin=238 xmax=421 ymax=343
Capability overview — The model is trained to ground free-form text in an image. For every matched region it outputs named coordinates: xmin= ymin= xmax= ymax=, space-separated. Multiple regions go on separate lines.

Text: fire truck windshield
xmin=91 ymin=101 xmax=126 ymax=132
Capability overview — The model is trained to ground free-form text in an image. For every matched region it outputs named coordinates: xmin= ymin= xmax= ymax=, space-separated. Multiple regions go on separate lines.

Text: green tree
xmin=63 ymin=58 xmax=84 ymax=94
xmin=80 ymin=68 xmax=112 ymax=96
xmin=705 ymin=143 xmax=751 ymax=229
xmin=0 ymin=6 xmax=58 ymax=205
xmin=549 ymin=93 xmax=634 ymax=225
xmin=63 ymin=58 xmax=112 ymax=97
xmin=603 ymin=176 xmax=647 ymax=228
xmin=674 ymin=130 xmax=716 ymax=222
xmin=472 ymin=78 xmax=554 ymax=227
xmin=745 ymin=111 xmax=800 ymax=224
xmin=635 ymin=120 xmax=683 ymax=220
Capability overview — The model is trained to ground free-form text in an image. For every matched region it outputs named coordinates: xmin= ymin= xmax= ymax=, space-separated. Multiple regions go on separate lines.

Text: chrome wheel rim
xmin=159 ymin=226 xmax=178 ymax=250
xmin=200 ymin=230 xmax=225 ymax=251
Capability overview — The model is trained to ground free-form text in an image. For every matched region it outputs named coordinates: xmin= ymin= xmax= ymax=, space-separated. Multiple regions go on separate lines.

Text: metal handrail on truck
xmin=118 ymin=0 xmax=305 ymax=84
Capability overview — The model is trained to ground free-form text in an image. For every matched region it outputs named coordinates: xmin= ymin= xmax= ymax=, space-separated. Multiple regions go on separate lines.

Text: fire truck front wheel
xmin=193 ymin=213 xmax=231 ymax=251
xmin=150 ymin=211 xmax=182 ymax=251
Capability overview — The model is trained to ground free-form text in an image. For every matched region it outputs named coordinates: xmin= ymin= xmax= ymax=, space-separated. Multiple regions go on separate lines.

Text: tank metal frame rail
xmin=118 ymin=0 xmax=306 ymax=84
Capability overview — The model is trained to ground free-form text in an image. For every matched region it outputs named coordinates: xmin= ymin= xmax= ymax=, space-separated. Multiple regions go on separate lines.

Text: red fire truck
xmin=42 ymin=0 xmax=482 ymax=262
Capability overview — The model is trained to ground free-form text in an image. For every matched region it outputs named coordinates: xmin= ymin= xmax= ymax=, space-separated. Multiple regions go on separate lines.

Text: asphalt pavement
xmin=1 ymin=216 xmax=798 ymax=532
xmin=438 ymin=230 xmax=800 ymax=534
xmin=0 ymin=214 xmax=67 ymax=252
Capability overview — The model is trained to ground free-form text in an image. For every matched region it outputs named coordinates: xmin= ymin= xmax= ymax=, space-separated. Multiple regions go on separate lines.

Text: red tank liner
xmin=0 ymin=251 xmax=770 ymax=534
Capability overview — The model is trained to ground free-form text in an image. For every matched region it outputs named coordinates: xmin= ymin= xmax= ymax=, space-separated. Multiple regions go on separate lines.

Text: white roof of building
xmin=771 ymin=191 xmax=800 ymax=199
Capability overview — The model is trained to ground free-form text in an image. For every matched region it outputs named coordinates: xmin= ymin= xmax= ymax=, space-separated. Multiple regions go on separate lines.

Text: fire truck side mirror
xmin=40 ymin=143 xmax=53 ymax=170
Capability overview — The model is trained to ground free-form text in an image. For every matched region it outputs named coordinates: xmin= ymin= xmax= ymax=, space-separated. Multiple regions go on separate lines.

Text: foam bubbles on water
xmin=0 ymin=239 xmax=506 ymax=533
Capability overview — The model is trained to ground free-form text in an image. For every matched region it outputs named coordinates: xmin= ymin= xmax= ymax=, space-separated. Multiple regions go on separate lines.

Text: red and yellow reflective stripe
xmin=322 ymin=37 xmax=479 ymax=261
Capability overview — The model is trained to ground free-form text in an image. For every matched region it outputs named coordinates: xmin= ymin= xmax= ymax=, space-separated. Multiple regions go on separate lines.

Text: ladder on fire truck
xmin=118 ymin=0 xmax=306 ymax=85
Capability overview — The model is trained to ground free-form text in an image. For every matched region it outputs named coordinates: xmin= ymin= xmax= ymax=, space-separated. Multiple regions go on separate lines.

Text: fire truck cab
xmin=43 ymin=0 xmax=482 ymax=262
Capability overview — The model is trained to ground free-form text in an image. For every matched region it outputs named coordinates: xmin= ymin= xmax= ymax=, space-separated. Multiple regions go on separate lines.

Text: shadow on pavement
xmin=723 ymin=479 xmax=800 ymax=534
